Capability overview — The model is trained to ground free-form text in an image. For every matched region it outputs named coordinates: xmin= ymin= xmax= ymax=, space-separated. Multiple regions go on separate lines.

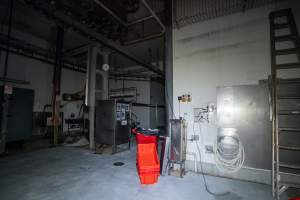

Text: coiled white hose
xmin=214 ymin=128 xmax=245 ymax=173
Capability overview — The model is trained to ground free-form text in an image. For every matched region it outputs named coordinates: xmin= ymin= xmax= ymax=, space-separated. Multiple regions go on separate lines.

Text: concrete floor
xmin=0 ymin=147 xmax=290 ymax=200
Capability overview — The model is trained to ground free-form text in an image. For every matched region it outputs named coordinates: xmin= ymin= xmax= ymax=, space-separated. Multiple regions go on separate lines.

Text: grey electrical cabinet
xmin=95 ymin=100 xmax=131 ymax=154
xmin=4 ymin=87 xmax=34 ymax=142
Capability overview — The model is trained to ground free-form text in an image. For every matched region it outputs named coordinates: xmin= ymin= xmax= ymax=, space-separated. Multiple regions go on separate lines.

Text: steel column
xmin=51 ymin=26 xmax=64 ymax=146
xmin=161 ymin=0 xmax=173 ymax=175
xmin=85 ymin=46 xmax=97 ymax=150
xmin=0 ymin=0 xmax=14 ymax=154
xmin=97 ymin=51 xmax=110 ymax=100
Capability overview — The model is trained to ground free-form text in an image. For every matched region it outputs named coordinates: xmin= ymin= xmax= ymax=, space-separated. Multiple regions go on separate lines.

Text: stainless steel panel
xmin=95 ymin=100 xmax=116 ymax=145
xmin=217 ymin=82 xmax=272 ymax=170
xmin=170 ymin=119 xmax=187 ymax=162
xmin=95 ymin=100 xmax=131 ymax=150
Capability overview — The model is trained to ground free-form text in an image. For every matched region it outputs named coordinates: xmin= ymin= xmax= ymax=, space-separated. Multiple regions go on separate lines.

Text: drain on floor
xmin=113 ymin=162 xmax=124 ymax=166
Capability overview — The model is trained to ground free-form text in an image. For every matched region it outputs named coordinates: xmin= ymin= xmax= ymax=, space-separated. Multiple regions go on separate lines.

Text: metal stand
xmin=168 ymin=161 xmax=186 ymax=178
xmin=168 ymin=119 xmax=187 ymax=178
xmin=270 ymin=8 xmax=300 ymax=199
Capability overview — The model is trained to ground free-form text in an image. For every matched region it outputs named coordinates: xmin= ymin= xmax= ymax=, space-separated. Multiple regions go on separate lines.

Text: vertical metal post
xmin=0 ymin=0 xmax=14 ymax=153
xmin=52 ymin=26 xmax=64 ymax=146
xmin=100 ymin=51 xmax=110 ymax=100
xmin=85 ymin=46 xmax=97 ymax=150
xmin=164 ymin=0 xmax=173 ymax=136
xmin=155 ymin=103 xmax=158 ymax=124
xmin=270 ymin=16 xmax=276 ymax=198
xmin=161 ymin=0 xmax=173 ymax=175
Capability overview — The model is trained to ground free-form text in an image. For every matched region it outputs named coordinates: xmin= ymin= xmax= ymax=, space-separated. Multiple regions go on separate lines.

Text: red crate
xmin=137 ymin=144 xmax=160 ymax=170
xmin=136 ymin=143 xmax=160 ymax=185
xmin=138 ymin=172 xmax=159 ymax=184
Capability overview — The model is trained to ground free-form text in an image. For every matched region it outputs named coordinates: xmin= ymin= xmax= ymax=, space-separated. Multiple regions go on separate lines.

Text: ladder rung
xmin=279 ymin=145 xmax=300 ymax=151
xmin=276 ymin=62 xmax=300 ymax=69
xmin=279 ymin=128 xmax=300 ymax=132
xmin=274 ymin=23 xmax=290 ymax=29
xmin=274 ymin=35 xmax=297 ymax=42
xmin=278 ymin=110 xmax=300 ymax=115
xmin=270 ymin=8 xmax=291 ymax=18
xmin=279 ymin=163 xmax=300 ymax=170
xmin=278 ymin=95 xmax=300 ymax=99
xmin=278 ymin=78 xmax=300 ymax=84
xmin=275 ymin=48 xmax=298 ymax=55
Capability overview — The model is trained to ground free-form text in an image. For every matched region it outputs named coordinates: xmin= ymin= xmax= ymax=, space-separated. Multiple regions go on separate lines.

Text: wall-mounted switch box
xmin=191 ymin=135 xmax=199 ymax=141
xmin=205 ymin=145 xmax=214 ymax=154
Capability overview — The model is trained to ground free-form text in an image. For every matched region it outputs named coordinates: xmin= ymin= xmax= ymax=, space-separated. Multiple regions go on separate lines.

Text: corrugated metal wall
xmin=173 ymin=0 xmax=284 ymax=28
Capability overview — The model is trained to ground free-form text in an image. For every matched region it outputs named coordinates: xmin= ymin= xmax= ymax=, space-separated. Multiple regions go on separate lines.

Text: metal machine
xmin=169 ymin=118 xmax=187 ymax=177
xmin=95 ymin=100 xmax=131 ymax=154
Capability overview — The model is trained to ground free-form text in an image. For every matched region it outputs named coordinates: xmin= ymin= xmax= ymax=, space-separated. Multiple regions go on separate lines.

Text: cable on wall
xmin=214 ymin=128 xmax=245 ymax=173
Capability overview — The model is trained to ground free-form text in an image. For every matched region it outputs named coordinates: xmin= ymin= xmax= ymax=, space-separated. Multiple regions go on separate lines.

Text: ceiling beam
xmin=24 ymin=2 xmax=164 ymax=77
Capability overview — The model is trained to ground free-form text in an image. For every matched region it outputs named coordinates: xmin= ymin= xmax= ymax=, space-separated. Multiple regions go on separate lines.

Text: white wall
xmin=0 ymin=28 xmax=86 ymax=132
xmin=173 ymin=2 xmax=300 ymax=165
xmin=0 ymin=52 xmax=86 ymax=129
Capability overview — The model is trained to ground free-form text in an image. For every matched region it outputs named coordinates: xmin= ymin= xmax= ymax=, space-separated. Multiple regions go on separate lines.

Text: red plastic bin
xmin=136 ymin=143 xmax=160 ymax=184
xmin=289 ymin=198 xmax=300 ymax=200
xmin=137 ymin=144 xmax=160 ymax=170
xmin=136 ymin=133 xmax=157 ymax=144
xmin=138 ymin=172 xmax=159 ymax=184
xmin=132 ymin=128 xmax=158 ymax=144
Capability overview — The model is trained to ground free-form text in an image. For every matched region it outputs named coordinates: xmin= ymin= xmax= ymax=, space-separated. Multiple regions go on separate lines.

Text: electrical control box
xmin=95 ymin=100 xmax=131 ymax=154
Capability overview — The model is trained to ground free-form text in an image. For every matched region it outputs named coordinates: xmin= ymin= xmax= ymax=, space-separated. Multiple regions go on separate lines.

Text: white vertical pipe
xmin=86 ymin=45 xmax=97 ymax=150
xmin=102 ymin=52 xmax=109 ymax=100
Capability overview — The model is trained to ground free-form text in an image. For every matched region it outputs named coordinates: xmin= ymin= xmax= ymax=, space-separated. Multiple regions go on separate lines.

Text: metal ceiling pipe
xmin=93 ymin=0 xmax=161 ymax=28
xmin=123 ymin=32 xmax=164 ymax=45
xmin=140 ymin=0 xmax=166 ymax=32
xmin=93 ymin=0 xmax=166 ymax=43
xmin=93 ymin=0 xmax=128 ymax=27
xmin=50 ymin=11 xmax=164 ymax=76
xmin=127 ymin=15 xmax=153 ymax=26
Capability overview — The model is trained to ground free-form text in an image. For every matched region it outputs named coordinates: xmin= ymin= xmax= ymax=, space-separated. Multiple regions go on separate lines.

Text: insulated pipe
xmin=85 ymin=46 xmax=97 ymax=150
xmin=94 ymin=0 xmax=127 ymax=27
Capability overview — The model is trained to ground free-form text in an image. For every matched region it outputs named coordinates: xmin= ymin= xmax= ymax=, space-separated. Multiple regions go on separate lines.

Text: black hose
xmin=193 ymin=122 xmax=230 ymax=197
xmin=195 ymin=141 xmax=230 ymax=197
